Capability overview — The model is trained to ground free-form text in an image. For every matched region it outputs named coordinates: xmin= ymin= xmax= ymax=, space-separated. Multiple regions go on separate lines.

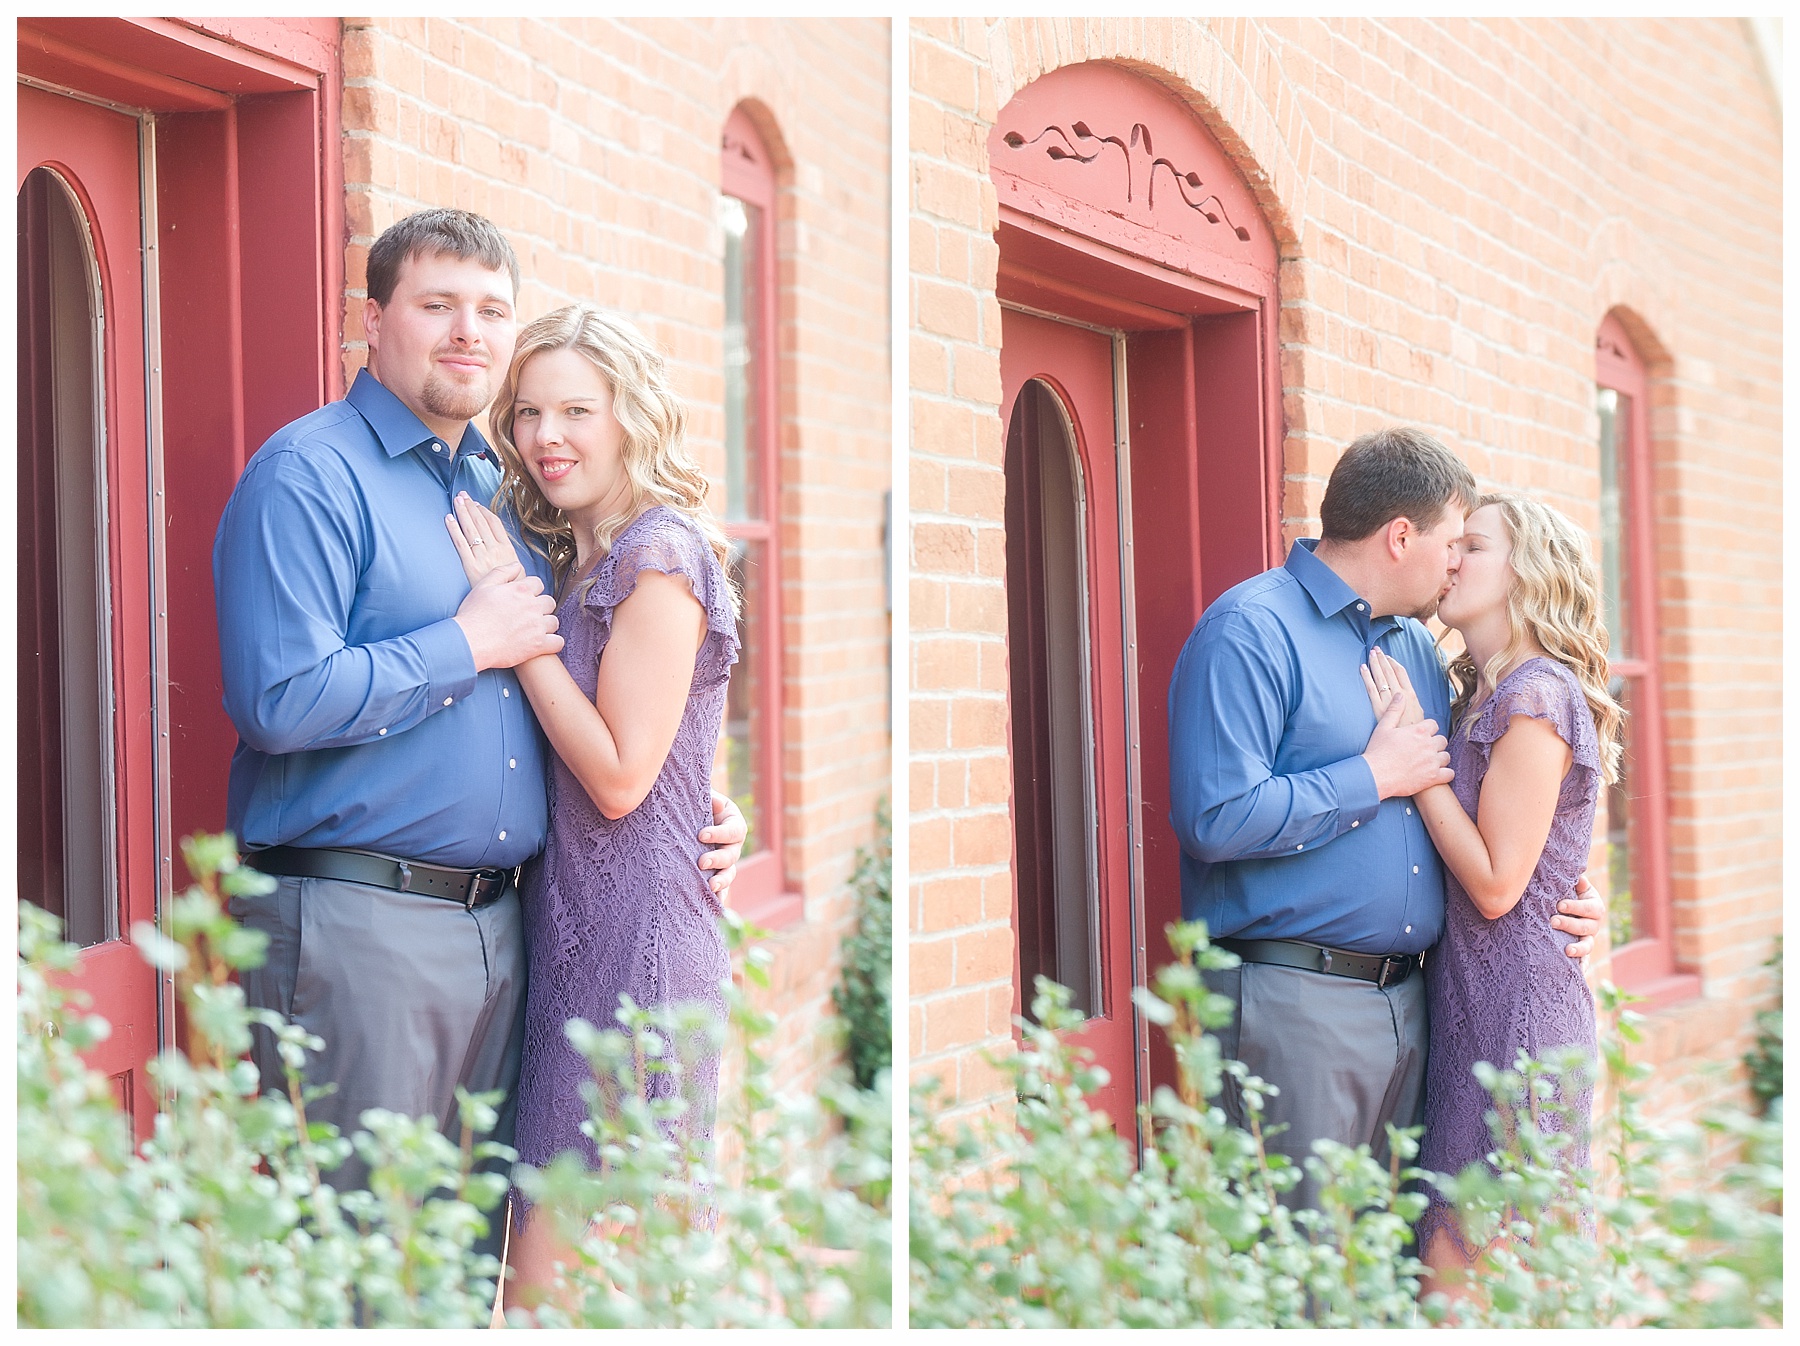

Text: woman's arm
xmin=516 ymin=571 xmax=704 ymax=820
xmin=1362 ymin=647 xmax=1571 ymax=920
xmin=1414 ymin=716 xmax=1569 ymax=919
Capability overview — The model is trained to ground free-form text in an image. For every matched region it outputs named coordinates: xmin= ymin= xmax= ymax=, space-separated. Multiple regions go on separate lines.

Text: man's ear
xmin=1384 ymin=515 xmax=1413 ymax=561
xmin=363 ymin=296 xmax=383 ymax=363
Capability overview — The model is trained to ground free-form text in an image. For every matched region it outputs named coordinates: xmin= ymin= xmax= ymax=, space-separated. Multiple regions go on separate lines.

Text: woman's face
xmin=1436 ymin=503 xmax=1514 ymax=630
xmin=511 ymin=347 xmax=627 ymax=524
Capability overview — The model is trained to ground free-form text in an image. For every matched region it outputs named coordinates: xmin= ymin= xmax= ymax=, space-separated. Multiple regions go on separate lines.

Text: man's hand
xmin=453 ymin=565 xmax=563 ymax=671
xmin=698 ymin=790 xmax=747 ymax=901
xmin=1553 ymin=873 xmax=1607 ymax=963
xmin=1363 ymin=693 xmax=1453 ymax=799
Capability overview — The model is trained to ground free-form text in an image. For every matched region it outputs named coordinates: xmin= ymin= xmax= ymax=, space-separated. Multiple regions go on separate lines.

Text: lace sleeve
xmin=1467 ymin=658 xmax=1601 ymax=777
xmin=583 ymin=507 xmax=740 ymax=688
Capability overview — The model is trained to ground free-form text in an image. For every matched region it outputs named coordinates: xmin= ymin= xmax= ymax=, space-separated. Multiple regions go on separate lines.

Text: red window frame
xmin=1595 ymin=313 xmax=1696 ymax=1005
xmin=719 ymin=105 xmax=795 ymax=927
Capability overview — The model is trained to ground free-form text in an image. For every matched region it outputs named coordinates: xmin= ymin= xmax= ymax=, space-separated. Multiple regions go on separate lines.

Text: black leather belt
xmin=246 ymin=846 xmax=520 ymax=910
xmin=1216 ymin=936 xmax=1419 ymax=989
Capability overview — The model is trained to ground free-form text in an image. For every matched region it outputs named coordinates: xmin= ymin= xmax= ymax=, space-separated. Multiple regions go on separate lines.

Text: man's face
xmin=1402 ymin=505 xmax=1467 ymax=621
xmin=364 ymin=251 xmax=517 ymax=435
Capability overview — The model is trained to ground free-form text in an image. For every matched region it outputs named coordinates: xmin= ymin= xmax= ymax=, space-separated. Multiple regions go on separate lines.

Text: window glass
xmin=725 ymin=536 xmax=767 ymax=857
xmin=1005 ymin=379 xmax=1100 ymax=1018
xmin=720 ymin=194 xmax=761 ymax=523
xmin=17 ymin=166 xmax=117 ymax=948
xmin=1596 ymin=386 xmax=1631 ymax=660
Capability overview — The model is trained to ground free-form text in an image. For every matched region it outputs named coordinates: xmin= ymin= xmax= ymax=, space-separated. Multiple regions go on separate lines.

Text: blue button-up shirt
xmin=1167 ymin=538 xmax=1451 ymax=956
xmin=214 ymin=369 xmax=552 ymax=869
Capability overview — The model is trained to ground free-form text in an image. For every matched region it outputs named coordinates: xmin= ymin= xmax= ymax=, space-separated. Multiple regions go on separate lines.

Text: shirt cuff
xmin=1324 ymin=755 xmax=1381 ymax=832
xmin=412 ymin=616 xmax=480 ymax=708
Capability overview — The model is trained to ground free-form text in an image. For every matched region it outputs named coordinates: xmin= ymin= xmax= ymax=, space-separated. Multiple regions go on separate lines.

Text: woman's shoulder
xmin=601 ymin=506 xmax=717 ymax=583
xmin=1473 ymin=656 xmax=1595 ymax=754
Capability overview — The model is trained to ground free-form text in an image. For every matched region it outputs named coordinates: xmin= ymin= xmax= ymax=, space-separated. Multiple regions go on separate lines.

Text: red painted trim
xmin=1000 ymin=312 xmax=1137 ymax=1131
xmin=993 ymin=61 xmax=1283 ymax=1120
xmin=18 ymin=19 xmax=347 ymax=1137
xmin=1595 ymin=312 xmax=1683 ymax=996
xmin=19 ymin=87 xmax=160 ymax=1143
xmin=720 ymin=104 xmax=792 ymax=922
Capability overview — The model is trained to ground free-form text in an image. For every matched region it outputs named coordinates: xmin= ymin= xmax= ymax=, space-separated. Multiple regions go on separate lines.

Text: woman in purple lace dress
xmin=1362 ymin=494 xmax=1622 ymax=1306
xmin=445 ymin=304 xmax=739 ymax=1304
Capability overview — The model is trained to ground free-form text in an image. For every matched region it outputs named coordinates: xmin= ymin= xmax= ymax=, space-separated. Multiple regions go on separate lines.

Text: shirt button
xmin=498 ymin=830 xmax=507 ymax=841
xmin=378 ymin=727 xmax=387 ymax=736
xmin=1356 ymin=603 xmax=1366 ymax=612
xmin=444 ymin=696 xmax=454 ymax=706
xmin=503 ymin=687 xmax=510 ymax=698
xmin=1350 ymin=820 xmax=1359 ymax=828
xmin=1295 ymin=844 xmax=1304 ymax=851
xmin=1405 ymin=924 xmax=1413 ymax=934
xmin=509 ymin=758 xmax=517 ymax=769
xmin=1405 ymin=807 xmax=1413 ymax=815
xmin=1412 ymin=865 xmax=1420 ymax=874
xmin=432 ymin=442 xmax=443 ymax=453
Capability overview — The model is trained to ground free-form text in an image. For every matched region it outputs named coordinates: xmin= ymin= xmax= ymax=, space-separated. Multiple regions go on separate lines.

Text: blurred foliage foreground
xmin=18 ymin=833 xmax=891 ymax=1328
xmin=910 ymin=923 xmax=1781 ymax=1328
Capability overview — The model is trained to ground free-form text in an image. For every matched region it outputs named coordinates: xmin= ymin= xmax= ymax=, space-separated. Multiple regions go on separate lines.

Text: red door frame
xmin=18 ymin=87 xmax=159 ymax=1135
xmin=991 ymin=62 xmax=1282 ymax=1123
xmin=18 ymin=17 xmax=344 ymax=1138
xmin=1595 ymin=313 xmax=1695 ymax=1006
xmin=1000 ymin=310 xmax=1137 ymax=1129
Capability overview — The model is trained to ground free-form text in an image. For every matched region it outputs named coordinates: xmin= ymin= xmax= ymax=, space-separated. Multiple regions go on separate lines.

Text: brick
xmin=909 ymin=15 xmax=1780 ymax=1132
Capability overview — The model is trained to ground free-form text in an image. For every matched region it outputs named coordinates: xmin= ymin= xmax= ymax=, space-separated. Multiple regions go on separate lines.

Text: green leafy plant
xmin=832 ymin=798 xmax=892 ymax=1092
xmin=1745 ymin=936 xmax=1782 ymax=1115
xmin=17 ymin=832 xmax=890 ymax=1328
xmin=909 ymin=921 xmax=1782 ymax=1329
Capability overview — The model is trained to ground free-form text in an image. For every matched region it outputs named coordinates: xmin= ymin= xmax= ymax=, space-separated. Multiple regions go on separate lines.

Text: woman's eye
xmin=516 ymin=407 xmax=538 ymax=418
xmin=567 ymin=406 xmax=588 ymax=416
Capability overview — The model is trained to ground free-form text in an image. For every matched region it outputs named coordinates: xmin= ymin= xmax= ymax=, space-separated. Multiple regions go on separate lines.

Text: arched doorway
xmin=993 ymin=62 xmax=1282 ymax=1133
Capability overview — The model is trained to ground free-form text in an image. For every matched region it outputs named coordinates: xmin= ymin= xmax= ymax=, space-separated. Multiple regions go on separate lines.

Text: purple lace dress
xmin=513 ymin=506 xmax=739 ymax=1186
xmin=1416 ymin=657 xmax=1601 ymax=1256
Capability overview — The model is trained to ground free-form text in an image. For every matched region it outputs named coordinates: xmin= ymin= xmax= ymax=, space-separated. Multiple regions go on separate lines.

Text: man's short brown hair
xmin=1319 ymin=426 xmax=1480 ymax=542
xmin=365 ymin=208 xmax=520 ymax=308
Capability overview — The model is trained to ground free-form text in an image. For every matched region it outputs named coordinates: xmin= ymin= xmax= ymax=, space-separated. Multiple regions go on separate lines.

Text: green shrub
xmin=17 ymin=832 xmax=890 ymax=1328
xmin=1745 ymin=936 xmax=1782 ymax=1115
xmin=832 ymin=799 xmax=892 ymax=1092
xmin=909 ymin=921 xmax=1782 ymax=1328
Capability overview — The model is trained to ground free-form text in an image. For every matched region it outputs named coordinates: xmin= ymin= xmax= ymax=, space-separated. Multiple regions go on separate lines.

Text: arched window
xmin=719 ymin=105 xmax=793 ymax=925
xmin=19 ymin=166 xmax=118 ymax=950
xmin=1005 ymin=378 xmax=1100 ymax=1017
xmin=1595 ymin=313 xmax=1690 ymax=1000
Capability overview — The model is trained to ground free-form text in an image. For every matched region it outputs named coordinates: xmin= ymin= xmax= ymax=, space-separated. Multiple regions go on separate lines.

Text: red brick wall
xmin=340 ymin=18 xmax=892 ymax=1091
xmin=909 ymin=18 xmax=1782 ymax=1127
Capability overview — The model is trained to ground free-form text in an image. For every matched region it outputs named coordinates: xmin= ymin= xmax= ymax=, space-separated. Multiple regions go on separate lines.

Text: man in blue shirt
xmin=213 ymin=210 xmax=744 ymax=1218
xmin=1168 ymin=427 xmax=1604 ymax=1211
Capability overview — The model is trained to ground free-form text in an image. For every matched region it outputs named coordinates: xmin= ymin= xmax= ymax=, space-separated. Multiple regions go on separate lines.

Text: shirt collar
xmin=346 ymin=367 xmax=496 ymax=464
xmin=1286 ymin=537 xmax=1365 ymax=618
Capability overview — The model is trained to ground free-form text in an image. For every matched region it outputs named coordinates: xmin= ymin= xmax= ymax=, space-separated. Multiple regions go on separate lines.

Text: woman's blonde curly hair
xmin=489 ymin=303 xmax=737 ymax=611
xmin=1447 ymin=492 xmax=1624 ymax=784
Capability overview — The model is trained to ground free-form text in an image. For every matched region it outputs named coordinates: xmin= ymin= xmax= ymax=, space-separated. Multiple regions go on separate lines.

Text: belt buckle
xmin=1378 ymin=956 xmax=1404 ymax=989
xmin=467 ymin=868 xmax=507 ymax=909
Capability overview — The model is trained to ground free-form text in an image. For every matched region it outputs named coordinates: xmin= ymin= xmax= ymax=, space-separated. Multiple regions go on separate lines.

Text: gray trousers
xmin=231 ymin=875 xmax=526 ymax=1253
xmin=1204 ymin=959 xmax=1428 ymax=1214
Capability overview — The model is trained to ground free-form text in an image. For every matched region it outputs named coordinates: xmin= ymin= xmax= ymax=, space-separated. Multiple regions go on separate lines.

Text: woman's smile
xmin=512 ymin=346 xmax=630 ymax=528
